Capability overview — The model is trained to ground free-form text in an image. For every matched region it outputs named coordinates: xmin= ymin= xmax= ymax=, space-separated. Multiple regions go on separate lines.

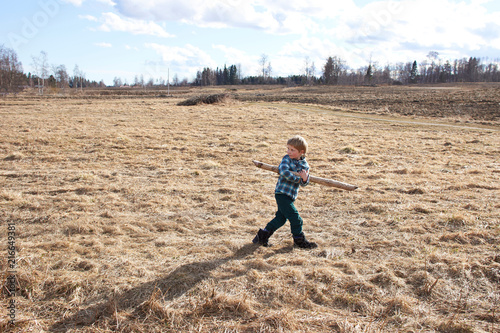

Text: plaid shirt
xmin=275 ymin=155 xmax=309 ymax=200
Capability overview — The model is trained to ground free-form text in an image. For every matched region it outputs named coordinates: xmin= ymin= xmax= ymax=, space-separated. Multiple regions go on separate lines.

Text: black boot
xmin=293 ymin=233 xmax=317 ymax=249
xmin=252 ymin=228 xmax=273 ymax=247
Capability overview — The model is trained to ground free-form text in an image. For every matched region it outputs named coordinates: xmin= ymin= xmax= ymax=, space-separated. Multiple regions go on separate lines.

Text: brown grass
xmin=0 ymin=85 xmax=499 ymax=332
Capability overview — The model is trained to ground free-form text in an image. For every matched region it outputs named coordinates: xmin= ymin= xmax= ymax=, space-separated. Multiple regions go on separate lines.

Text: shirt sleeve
xmin=299 ymin=159 xmax=310 ymax=186
xmin=278 ymin=156 xmax=302 ymax=183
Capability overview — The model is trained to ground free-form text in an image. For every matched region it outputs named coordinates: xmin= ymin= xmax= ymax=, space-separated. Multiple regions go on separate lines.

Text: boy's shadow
xmin=50 ymin=242 xmax=276 ymax=331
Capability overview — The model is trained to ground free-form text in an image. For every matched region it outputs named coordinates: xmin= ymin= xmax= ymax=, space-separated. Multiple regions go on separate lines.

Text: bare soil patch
xmin=1 ymin=86 xmax=499 ymax=332
xmin=233 ymin=83 xmax=500 ymax=125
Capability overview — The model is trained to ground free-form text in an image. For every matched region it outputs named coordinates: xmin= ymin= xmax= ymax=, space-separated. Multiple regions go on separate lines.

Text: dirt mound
xmin=177 ymin=93 xmax=230 ymax=106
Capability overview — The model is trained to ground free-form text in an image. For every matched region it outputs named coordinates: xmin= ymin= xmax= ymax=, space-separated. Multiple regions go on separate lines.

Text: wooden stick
xmin=252 ymin=160 xmax=358 ymax=191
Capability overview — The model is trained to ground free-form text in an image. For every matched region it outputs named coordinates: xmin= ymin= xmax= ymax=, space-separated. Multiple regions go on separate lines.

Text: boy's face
xmin=287 ymin=145 xmax=304 ymax=160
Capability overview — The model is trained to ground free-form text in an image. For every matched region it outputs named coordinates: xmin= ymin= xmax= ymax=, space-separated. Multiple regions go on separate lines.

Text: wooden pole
xmin=252 ymin=160 xmax=358 ymax=191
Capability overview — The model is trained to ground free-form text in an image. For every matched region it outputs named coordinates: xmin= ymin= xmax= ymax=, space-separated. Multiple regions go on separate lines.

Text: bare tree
xmin=302 ymin=57 xmax=317 ymax=85
xmin=266 ymin=62 xmax=272 ymax=82
xmin=425 ymin=51 xmax=440 ymax=83
xmin=53 ymin=64 xmax=69 ymax=91
xmin=237 ymin=63 xmax=243 ymax=81
xmin=73 ymin=65 xmax=80 ymax=91
xmin=395 ymin=62 xmax=411 ymax=84
xmin=73 ymin=65 xmax=86 ymax=92
xmin=113 ymin=77 xmax=122 ymax=87
xmin=427 ymin=51 xmax=439 ymax=60
xmin=0 ymin=45 xmax=25 ymax=93
xmin=32 ymin=51 xmax=49 ymax=95
xmin=259 ymin=54 xmax=270 ymax=81
xmin=304 ymin=56 xmax=310 ymax=78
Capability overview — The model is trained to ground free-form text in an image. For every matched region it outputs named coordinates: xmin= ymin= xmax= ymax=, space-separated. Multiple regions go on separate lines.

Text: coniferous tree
xmin=229 ymin=65 xmax=238 ymax=85
xmin=409 ymin=60 xmax=418 ymax=84
xmin=322 ymin=57 xmax=334 ymax=84
xmin=365 ymin=64 xmax=373 ymax=83
xmin=223 ymin=65 xmax=229 ymax=85
xmin=322 ymin=56 xmax=345 ymax=85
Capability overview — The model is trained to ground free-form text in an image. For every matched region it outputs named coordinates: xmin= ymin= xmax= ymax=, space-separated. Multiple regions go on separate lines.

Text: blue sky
xmin=1 ymin=0 xmax=499 ymax=85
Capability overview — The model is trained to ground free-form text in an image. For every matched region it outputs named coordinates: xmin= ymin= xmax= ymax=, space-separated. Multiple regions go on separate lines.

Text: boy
xmin=252 ymin=135 xmax=317 ymax=249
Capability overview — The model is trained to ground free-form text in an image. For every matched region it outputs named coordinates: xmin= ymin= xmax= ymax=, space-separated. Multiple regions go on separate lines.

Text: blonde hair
xmin=287 ymin=135 xmax=308 ymax=155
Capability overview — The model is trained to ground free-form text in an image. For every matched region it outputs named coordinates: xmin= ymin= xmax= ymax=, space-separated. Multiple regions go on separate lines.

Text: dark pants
xmin=265 ymin=193 xmax=303 ymax=237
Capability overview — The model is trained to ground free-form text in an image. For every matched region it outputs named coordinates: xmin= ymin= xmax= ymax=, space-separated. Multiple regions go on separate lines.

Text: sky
xmin=1 ymin=0 xmax=500 ymax=85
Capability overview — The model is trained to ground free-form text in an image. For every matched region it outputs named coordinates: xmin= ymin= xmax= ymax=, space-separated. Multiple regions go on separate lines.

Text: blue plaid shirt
xmin=275 ymin=155 xmax=310 ymax=200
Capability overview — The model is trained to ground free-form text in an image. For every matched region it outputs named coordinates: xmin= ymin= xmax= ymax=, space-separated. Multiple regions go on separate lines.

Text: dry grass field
xmin=1 ymin=85 xmax=499 ymax=332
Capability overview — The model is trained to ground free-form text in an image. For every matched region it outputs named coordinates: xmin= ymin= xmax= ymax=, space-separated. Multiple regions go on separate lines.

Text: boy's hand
xmin=298 ymin=169 xmax=309 ymax=182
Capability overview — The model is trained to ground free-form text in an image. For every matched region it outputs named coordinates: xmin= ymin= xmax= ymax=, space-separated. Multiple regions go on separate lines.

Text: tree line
xmin=1 ymin=46 xmax=499 ymax=94
xmin=0 ymin=47 xmax=105 ymax=94
xmin=319 ymin=53 xmax=500 ymax=86
xmin=191 ymin=52 xmax=500 ymax=87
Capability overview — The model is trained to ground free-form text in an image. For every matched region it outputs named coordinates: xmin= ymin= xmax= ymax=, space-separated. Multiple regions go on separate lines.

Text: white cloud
xmin=72 ymin=0 xmax=500 ymax=79
xmin=390 ymin=0 xmax=489 ymax=49
xmin=402 ymin=1 xmax=490 ymax=47
xmin=113 ymin=0 xmax=347 ymax=34
xmin=470 ymin=0 xmax=492 ymax=5
xmin=212 ymin=44 xmax=260 ymax=76
xmin=79 ymin=14 xmax=98 ymax=22
xmin=61 ymin=0 xmax=86 ymax=6
xmin=257 ymin=0 xmax=358 ymax=20
xmin=145 ymin=43 xmax=217 ymax=78
xmin=125 ymin=45 xmax=139 ymax=51
xmin=97 ymin=0 xmax=117 ymax=5
xmin=492 ymin=38 xmax=500 ymax=49
xmin=97 ymin=12 xmax=175 ymax=38
xmin=325 ymin=0 xmax=500 ymax=67
xmin=95 ymin=42 xmax=112 ymax=47
xmin=63 ymin=0 xmax=116 ymax=5
xmin=110 ymin=0 xmax=500 ymax=53
xmin=212 ymin=44 xmax=247 ymax=63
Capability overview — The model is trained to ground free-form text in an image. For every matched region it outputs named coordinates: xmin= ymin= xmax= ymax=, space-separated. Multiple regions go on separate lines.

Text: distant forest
xmin=1 ymin=45 xmax=499 ymax=94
